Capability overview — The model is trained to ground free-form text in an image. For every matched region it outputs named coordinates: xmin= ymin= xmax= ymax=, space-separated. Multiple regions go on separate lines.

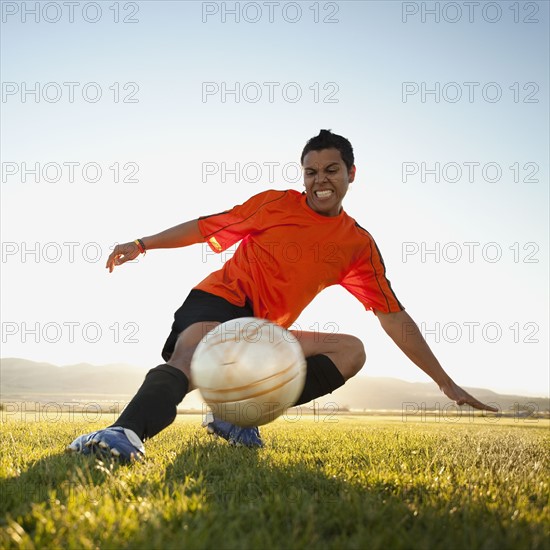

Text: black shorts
xmin=161 ymin=289 xmax=253 ymax=361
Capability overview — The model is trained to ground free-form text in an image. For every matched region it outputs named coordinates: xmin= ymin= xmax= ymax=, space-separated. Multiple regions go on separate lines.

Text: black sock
xmin=111 ymin=364 xmax=189 ymax=441
xmin=294 ymin=355 xmax=345 ymax=406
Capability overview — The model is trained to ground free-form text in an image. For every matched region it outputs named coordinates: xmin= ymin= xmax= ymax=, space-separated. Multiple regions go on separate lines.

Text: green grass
xmin=1 ymin=414 xmax=548 ymax=549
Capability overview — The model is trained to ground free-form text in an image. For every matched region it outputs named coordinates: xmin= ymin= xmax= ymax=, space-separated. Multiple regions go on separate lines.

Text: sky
xmin=1 ymin=0 xmax=548 ymax=398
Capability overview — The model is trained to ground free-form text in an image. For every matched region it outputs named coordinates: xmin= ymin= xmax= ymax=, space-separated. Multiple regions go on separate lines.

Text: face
xmin=302 ymin=148 xmax=356 ymax=217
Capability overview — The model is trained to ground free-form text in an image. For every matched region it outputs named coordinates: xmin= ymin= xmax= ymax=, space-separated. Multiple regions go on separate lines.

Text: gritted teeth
xmin=315 ymin=190 xmax=333 ymax=198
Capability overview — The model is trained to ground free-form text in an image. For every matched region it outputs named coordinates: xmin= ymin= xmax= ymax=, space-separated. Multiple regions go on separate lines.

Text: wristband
xmin=134 ymin=239 xmax=146 ymax=255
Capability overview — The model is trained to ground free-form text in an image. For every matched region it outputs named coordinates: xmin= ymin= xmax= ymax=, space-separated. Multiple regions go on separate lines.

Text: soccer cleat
xmin=66 ymin=427 xmax=145 ymax=462
xmin=205 ymin=415 xmax=264 ymax=448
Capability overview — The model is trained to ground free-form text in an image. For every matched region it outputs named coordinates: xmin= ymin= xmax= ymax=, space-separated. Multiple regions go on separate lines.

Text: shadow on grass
xmin=1 ymin=438 xmax=547 ymax=549
xmin=0 ymin=451 xmax=126 ymax=522
xmin=131 ymin=440 xmax=546 ymax=550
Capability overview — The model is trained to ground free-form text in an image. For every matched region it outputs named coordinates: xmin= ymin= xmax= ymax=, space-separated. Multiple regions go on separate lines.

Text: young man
xmin=68 ymin=130 xmax=497 ymax=461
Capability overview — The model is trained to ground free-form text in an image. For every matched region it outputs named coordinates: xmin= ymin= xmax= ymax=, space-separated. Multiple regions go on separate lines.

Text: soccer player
xmin=68 ymin=130 xmax=497 ymax=460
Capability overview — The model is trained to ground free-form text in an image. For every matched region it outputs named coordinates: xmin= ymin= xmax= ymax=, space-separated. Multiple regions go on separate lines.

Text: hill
xmin=1 ymin=357 xmax=548 ymax=413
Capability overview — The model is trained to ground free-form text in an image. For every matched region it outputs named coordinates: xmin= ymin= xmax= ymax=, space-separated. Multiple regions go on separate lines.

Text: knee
xmin=167 ymin=321 xmax=221 ymax=376
xmin=342 ymin=335 xmax=366 ymax=379
xmin=166 ymin=333 xmax=197 ymax=377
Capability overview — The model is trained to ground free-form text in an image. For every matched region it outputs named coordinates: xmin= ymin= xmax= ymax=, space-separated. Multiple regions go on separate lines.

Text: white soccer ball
xmin=191 ymin=317 xmax=306 ymax=427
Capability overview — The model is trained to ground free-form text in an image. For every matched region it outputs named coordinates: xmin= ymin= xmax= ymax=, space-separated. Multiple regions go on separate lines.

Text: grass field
xmin=1 ymin=413 xmax=548 ymax=549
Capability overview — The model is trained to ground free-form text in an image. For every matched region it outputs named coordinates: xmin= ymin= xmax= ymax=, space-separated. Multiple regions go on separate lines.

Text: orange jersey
xmin=196 ymin=189 xmax=404 ymax=327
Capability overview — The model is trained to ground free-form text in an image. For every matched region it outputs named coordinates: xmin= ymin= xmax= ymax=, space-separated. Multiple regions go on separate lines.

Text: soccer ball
xmin=191 ymin=317 xmax=306 ymax=427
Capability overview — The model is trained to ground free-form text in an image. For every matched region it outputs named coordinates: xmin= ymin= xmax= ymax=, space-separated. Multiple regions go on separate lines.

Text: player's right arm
xmin=106 ymin=190 xmax=281 ymax=272
xmin=106 ymin=219 xmax=202 ymax=272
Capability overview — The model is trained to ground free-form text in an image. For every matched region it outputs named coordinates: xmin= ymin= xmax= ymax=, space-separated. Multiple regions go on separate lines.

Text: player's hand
xmin=439 ymin=379 xmax=498 ymax=412
xmin=106 ymin=241 xmax=141 ymax=273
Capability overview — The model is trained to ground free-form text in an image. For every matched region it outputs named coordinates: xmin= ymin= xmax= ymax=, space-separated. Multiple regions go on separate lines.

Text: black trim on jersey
xmin=200 ymin=190 xmax=288 ymax=239
xmin=198 ymin=210 xmax=231 ymax=221
xmin=354 ymin=222 xmax=404 ymax=311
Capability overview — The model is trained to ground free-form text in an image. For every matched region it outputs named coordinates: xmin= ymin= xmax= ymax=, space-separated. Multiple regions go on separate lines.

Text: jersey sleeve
xmin=340 ymin=234 xmax=405 ymax=314
xmin=198 ymin=189 xmax=287 ymax=253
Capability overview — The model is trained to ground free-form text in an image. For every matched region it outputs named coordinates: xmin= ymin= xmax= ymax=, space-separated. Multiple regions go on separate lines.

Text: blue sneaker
xmin=66 ymin=427 xmax=145 ymax=462
xmin=203 ymin=413 xmax=263 ymax=448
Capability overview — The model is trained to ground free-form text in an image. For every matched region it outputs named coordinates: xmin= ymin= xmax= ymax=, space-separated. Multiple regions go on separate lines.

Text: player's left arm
xmin=374 ymin=309 xmax=498 ymax=412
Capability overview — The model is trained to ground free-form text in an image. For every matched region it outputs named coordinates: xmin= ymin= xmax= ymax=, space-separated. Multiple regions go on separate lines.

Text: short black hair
xmin=300 ymin=129 xmax=355 ymax=172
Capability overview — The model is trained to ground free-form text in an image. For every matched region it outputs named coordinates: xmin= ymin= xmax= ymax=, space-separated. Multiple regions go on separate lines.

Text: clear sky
xmin=1 ymin=0 xmax=548 ymax=397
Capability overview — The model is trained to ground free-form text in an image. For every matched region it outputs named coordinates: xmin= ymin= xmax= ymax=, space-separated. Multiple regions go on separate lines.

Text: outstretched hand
xmin=439 ymin=379 xmax=498 ymax=412
xmin=106 ymin=241 xmax=141 ymax=273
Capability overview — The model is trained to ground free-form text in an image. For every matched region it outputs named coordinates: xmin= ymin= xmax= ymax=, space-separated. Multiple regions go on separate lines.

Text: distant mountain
xmin=1 ymin=357 xmax=548 ymax=413
xmin=0 ymin=358 xmax=206 ymax=408
xmin=0 ymin=357 xmax=147 ymax=399
xmin=315 ymin=376 xmax=549 ymax=414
